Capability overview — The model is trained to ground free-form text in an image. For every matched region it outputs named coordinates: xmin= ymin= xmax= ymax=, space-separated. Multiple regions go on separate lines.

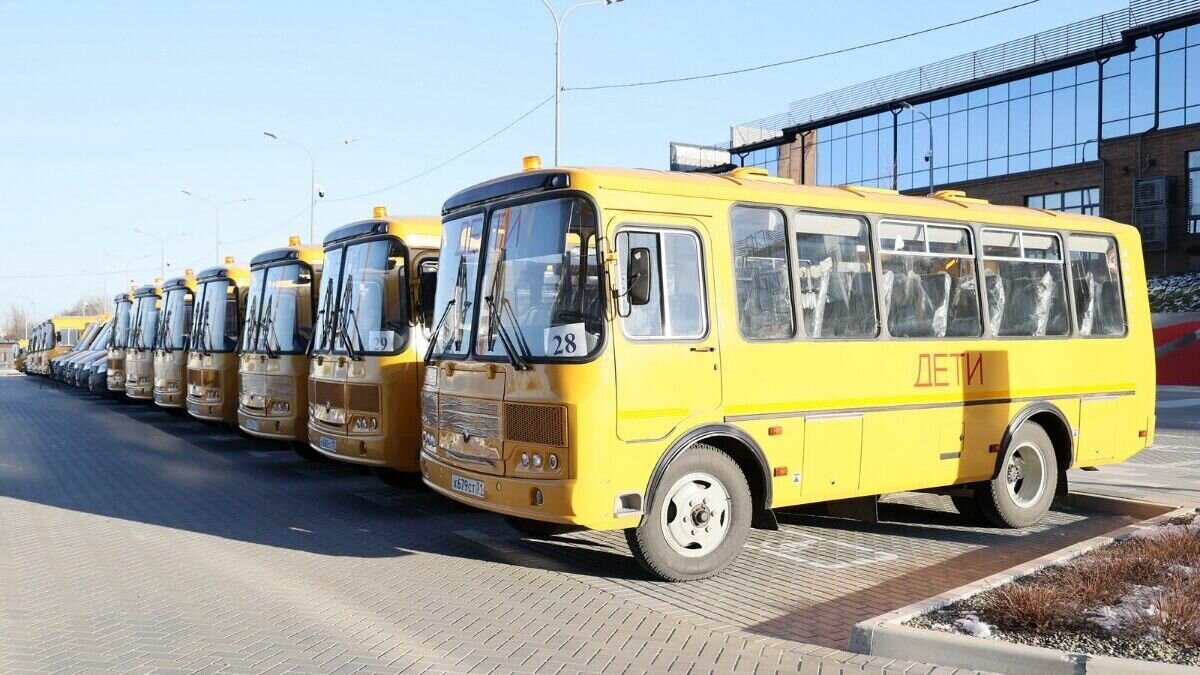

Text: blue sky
xmin=1 ymin=0 xmax=1125 ymax=318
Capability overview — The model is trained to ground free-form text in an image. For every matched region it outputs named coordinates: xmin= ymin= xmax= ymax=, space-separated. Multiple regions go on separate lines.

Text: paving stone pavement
xmin=4 ymin=377 xmax=1170 ymax=674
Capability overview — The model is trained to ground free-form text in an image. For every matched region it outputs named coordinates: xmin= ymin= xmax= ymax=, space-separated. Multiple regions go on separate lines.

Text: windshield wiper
xmin=194 ymin=302 xmax=211 ymax=356
xmin=314 ymin=279 xmax=337 ymax=354
xmin=484 ymin=295 xmax=530 ymax=371
xmin=259 ymin=297 xmax=279 ymax=358
xmin=335 ymin=276 xmax=361 ymax=361
xmin=423 ymin=299 xmax=455 ymax=366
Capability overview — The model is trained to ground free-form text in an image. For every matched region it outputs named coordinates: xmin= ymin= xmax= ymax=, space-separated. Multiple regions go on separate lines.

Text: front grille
xmin=243 ymin=373 xmax=293 ymax=398
xmin=505 ymin=403 xmax=567 ymax=447
xmin=348 ymin=384 xmax=380 ymax=413
xmin=421 ymin=390 xmax=438 ymax=428
xmin=310 ymin=379 xmax=344 ymax=408
xmin=440 ymin=395 xmax=500 ymax=439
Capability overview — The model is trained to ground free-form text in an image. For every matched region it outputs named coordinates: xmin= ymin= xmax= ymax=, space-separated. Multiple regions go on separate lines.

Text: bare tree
xmin=2 ymin=304 xmax=30 ymax=340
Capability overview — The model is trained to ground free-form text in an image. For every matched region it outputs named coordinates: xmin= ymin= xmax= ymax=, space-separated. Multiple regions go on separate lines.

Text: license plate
xmin=187 ymin=401 xmax=199 ymax=413
xmin=318 ymin=436 xmax=338 ymax=453
xmin=244 ymin=418 xmax=259 ymax=431
xmin=451 ymin=475 xmax=485 ymax=499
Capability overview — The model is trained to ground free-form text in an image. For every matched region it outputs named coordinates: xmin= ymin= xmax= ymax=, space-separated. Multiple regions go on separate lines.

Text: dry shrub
xmin=982 ymin=582 xmax=1074 ymax=631
xmin=1057 ymin=557 xmax=1132 ymax=608
xmin=1126 ymin=576 xmax=1200 ymax=647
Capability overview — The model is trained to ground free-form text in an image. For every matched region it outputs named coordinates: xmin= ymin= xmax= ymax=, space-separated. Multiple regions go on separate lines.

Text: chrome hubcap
xmin=1006 ymin=441 xmax=1047 ymax=508
xmin=660 ymin=472 xmax=731 ymax=558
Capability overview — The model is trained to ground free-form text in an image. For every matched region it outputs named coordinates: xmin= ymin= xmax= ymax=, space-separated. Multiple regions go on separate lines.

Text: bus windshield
xmin=112 ymin=300 xmax=132 ymax=348
xmin=191 ymin=279 xmax=238 ymax=353
xmin=130 ymin=295 xmax=159 ymax=350
xmin=243 ymin=263 xmax=312 ymax=355
xmin=314 ymin=239 xmax=407 ymax=355
xmin=90 ymin=324 xmax=113 ymax=350
xmin=432 ymin=197 xmax=603 ymax=361
xmin=158 ymin=287 xmax=192 ymax=351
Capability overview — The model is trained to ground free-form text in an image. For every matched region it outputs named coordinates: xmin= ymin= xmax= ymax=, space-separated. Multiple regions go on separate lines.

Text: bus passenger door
xmin=610 ymin=219 xmax=721 ymax=442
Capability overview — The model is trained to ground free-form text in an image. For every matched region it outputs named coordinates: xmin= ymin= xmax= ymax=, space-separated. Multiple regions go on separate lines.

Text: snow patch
xmin=954 ymin=613 xmax=993 ymax=638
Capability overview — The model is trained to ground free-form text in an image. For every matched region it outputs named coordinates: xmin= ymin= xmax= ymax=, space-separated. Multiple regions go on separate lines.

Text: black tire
xmin=372 ymin=467 xmax=421 ymax=488
xmin=504 ymin=516 xmax=575 ymax=538
xmin=625 ymin=444 xmax=752 ymax=582
xmin=289 ymin=441 xmax=327 ymax=462
xmin=951 ymin=494 xmax=984 ymax=522
xmin=977 ymin=421 xmax=1059 ymax=528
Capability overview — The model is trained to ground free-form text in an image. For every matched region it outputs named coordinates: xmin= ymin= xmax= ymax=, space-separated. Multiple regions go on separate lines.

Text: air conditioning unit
xmin=1133 ymin=176 xmax=1175 ymax=251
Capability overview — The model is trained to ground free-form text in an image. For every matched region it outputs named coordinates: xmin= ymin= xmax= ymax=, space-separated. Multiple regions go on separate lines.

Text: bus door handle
xmin=690 ymin=346 xmax=714 ymax=353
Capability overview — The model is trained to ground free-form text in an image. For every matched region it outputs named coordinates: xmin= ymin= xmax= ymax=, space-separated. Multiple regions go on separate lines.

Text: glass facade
xmin=1026 ymin=187 xmax=1101 ymax=216
xmin=1190 ymin=150 xmax=1200 ymax=234
xmin=737 ymin=146 xmax=780 ymax=176
xmin=806 ymin=24 xmax=1200 ymax=190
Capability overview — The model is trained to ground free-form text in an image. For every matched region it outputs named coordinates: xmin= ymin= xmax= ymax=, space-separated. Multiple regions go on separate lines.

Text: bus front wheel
xmin=626 ymin=444 xmax=751 ymax=582
xmin=977 ymin=421 xmax=1058 ymax=528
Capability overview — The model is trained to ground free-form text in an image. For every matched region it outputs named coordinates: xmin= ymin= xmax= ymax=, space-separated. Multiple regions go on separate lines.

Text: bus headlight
xmin=205 ymin=389 xmax=220 ymax=402
xmin=269 ymin=400 xmax=291 ymax=415
xmin=165 ymin=380 xmax=179 ymax=393
xmin=532 ymin=454 xmax=543 ymax=469
xmin=422 ymin=430 xmax=436 ymax=453
xmin=520 ymin=452 xmax=530 ymax=468
xmin=547 ymin=453 xmax=559 ymax=471
xmin=351 ymin=415 xmax=378 ymax=433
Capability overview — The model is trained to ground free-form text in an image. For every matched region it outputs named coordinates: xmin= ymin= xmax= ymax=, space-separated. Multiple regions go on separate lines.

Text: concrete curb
xmin=849 ymin=495 xmax=1198 ymax=675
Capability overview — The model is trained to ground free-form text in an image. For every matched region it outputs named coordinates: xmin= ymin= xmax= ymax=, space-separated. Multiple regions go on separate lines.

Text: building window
xmin=1026 ymin=187 xmax=1100 ymax=215
xmin=1189 ymin=150 xmax=1200 ymax=234
xmin=738 ymin=146 xmax=780 ymax=176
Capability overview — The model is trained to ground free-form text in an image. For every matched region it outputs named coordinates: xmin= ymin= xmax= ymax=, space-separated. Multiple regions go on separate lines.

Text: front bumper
xmin=306 ymin=424 xmax=390 ymax=467
xmin=154 ymin=389 xmax=185 ymax=408
xmin=420 ymin=451 xmax=621 ymax=529
xmin=126 ymin=385 xmax=153 ymax=400
xmin=239 ymin=409 xmax=300 ymax=441
xmin=186 ymin=397 xmax=225 ymax=421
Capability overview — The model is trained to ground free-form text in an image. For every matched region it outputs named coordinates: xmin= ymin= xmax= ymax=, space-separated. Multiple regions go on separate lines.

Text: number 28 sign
xmin=543 ymin=323 xmax=586 ymax=357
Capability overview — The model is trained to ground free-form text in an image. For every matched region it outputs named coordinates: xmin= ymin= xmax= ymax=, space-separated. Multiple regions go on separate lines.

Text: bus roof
xmin=444 ymin=166 xmax=1132 ymax=235
xmin=322 ymin=215 xmax=442 ymax=250
xmin=251 ymin=240 xmax=323 ymax=268
xmin=133 ymin=283 xmax=161 ymax=297
xmin=197 ymin=258 xmax=251 ymax=286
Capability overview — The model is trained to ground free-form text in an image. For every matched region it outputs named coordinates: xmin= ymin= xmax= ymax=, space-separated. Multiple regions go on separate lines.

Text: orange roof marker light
xmin=288 ymin=235 xmax=301 ymax=247
xmin=374 ymin=206 xmax=388 ymax=219
xmin=523 ymin=155 xmax=542 ymax=172
xmin=224 ymin=256 xmax=235 ymax=265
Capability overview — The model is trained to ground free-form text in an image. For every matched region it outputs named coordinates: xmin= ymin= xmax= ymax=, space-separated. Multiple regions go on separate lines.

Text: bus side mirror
xmin=627 ymin=247 xmax=652 ymax=306
xmin=418 ymin=262 xmax=439 ymax=327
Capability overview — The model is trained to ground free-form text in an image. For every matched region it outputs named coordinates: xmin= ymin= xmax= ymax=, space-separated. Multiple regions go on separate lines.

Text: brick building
xmin=673 ymin=0 xmax=1200 ymax=275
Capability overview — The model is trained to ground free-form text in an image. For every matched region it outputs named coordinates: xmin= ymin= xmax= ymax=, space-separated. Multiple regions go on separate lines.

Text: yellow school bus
xmin=186 ymin=257 xmax=251 ymax=424
xmin=238 ymin=236 xmax=323 ymax=455
xmin=106 ymin=290 xmax=135 ymax=392
xmin=420 ymin=160 xmax=1155 ymax=581
xmin=153 ymin=270 xmax=196 ymax=409
xmin=124 ymin=282 xmax=162 ymax=400
xmin=32 ymin=314 xmax=103 ymax=376
xmin=306 ymin=207 xmax=441 ymax=483
xmin=25 ymin=321 xmax=47 ymax=375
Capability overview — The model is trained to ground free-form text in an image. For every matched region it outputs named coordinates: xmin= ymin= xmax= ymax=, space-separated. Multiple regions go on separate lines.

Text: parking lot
xmin=2 ymin=376 xmax=1196 ymax=674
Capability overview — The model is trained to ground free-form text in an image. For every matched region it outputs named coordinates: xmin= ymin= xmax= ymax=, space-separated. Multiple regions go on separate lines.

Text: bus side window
xmin=981 ymin=229 xmax=1070 ymax=337
xmin=731 ymin=206 xmax=795 ymax=340
xmin=616 ymin=228 xmax=707 ymax=339
xmin=792 ymin=211 xmax=878 ymax=338
xmin=1069 ymin=234 xmax=1125 ymax=336
xmin=879 ymin=221 xmax=981 ymax=338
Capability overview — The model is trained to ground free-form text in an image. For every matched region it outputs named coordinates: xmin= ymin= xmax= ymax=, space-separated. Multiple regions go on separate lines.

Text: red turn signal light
xmin=773 ymin=466 xmax=788 ymax=477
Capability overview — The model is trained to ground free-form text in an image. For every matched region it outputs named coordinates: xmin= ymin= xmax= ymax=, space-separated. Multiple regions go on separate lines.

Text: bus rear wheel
xmin=626 ymin=444 xmax=751 ymax=582
xmin=976 ymin=421 xmax=1058 ymax=528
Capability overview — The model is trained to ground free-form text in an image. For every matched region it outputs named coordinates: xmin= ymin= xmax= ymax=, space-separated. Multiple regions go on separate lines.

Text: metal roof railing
xmin=720 ymin=0 xmax=1200 ymax=150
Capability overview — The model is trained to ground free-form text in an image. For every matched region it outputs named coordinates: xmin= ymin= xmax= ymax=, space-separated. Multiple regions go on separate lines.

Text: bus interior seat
xmin=985 ymin=273 xmax=1006 ymax=334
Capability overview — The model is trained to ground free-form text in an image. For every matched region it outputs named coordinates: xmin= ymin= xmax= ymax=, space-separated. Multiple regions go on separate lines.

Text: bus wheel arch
xmin=645 ymin=425 xmax=776 ymax=531
xmin=993 ymin=402 xmax=1073 ymax=496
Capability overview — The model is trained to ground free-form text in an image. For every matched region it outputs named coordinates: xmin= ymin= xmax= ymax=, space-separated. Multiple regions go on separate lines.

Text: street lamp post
xmin=263 ymin=133 xmax=358 ymax=244
xmin=132 ymin=228 xmax=188 ymax=280
xmin=180 ymin=191 xmax=254 ymax=264
xmin=899 ymin=102 xmax=935 ymax=196
xmin=535 ymin=0 xmax=624 ymax=166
